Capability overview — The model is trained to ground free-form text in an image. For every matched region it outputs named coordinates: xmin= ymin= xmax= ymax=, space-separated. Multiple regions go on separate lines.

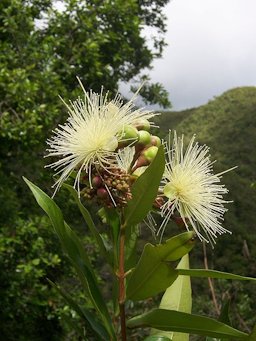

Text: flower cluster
xmin=46 ymin=79 xmax=160 ymax=207
xmin=46 ymin=81 xmax=234 ymax=242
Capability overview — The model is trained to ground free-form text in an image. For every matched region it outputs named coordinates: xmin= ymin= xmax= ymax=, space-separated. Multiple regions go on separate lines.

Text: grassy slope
xmin=158 ymin=87 xmax=256 ymax=274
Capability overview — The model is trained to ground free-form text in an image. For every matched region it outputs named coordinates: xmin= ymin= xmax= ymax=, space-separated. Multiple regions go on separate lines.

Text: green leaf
xmin=61 ymin=314 xmax=86 ymax=340
xmin=64 ymin=184 xmax=108 ymax=260
xmin=219 ymin=299 xmax=231 ymax=326
xmin=102 ymin=207 xmax=120 ymax=268
xmin=127 ymin=309 xmax=248 ymax=339
xmin=23 ymin=177 xmax=116 ymax=340
xmin=126 ymin=232 xmax=195 ymax=301
xmin=103 ymin=207 xmax=120 ymax=246
xmin=48 ymin=279 xmax=108 ymax=340
xmin=205 ymin=300 xmax=232 ymax=341
xmin=124 ymin=145 xmax=165 ymax=227
xmin=125 ymin=224 xmax=139 ymax=271
xmin=176 ymin=269 xmax=256 ymax=282
xmin=248 ymin=324 xmax=256 ymax=340
xmin=151 ymin=255 xmax=191 ymax=341
xmin=144 ymin=337 xmax=171 ymax=341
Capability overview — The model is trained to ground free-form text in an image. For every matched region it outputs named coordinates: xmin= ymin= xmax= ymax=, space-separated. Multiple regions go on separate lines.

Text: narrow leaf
xmin=126 ymin=232 xmax=195 ymax=301
xmin=102 ymin=207 xmax=120 ymax=268
xmin=23 ymin=177 xmax=116 ymax=339
xmin=125 ymin=225 xmax=139 ymax=271
xmin=127 ymin=309 xmax=248 ymax=339
xmin=48 ymin=279 xmax=108 ymax=340
xmin=64 ymin=184 xmax=108 ymax=260
xmin=248 ymin=324 xmax=256 ymax=340
xmin=61 ymin=314 xmax=86 ymax=340
xmin=151 ymin=255 xmax=191 ymax=341
xmin=144 ymin=337 xmax=171 ymax=341
xmin=124 ymin=145 xmax=165 ymax=227
xmin=176 ymin=269 xmax=256 ymax=282
xmin=219 ymin=299 xmax=231 ymax=326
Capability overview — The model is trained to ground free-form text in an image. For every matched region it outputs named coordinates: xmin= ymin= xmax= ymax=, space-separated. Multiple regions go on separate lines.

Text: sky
xmin=127 ymin=0 xmax=256 ymax=110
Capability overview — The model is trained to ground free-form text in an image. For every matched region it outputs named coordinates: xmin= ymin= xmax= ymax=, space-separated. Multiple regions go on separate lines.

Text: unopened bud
xmin=150 ymin=135 xmax=161 ymax=147
xmin=121 ymin=125 xmax=138 ymax=144
xmin=132 ymin=155 xmax=150 ymax=171
xmin=153 ymin=196 xmax=165 ymax=208
xmin=137 ymin=130 xmax=151 ymax=146
xmin=142 ymin=146 xmax=158 ymax=163
xmin=173 ymin=216 xmax=186 ymax=228
xmin=132 ymin=166 xmax=147 ymax=178
xmin=92 ymin=176 xmax=102 ymax=188
xmin=97 ymin=188 xmax=109 ymax=199
xmin=133 ymin=118 xmax=150 ymax=131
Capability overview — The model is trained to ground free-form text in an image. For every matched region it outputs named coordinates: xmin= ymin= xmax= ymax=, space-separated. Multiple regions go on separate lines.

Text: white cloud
xmin=147 ymin=0 xmax=256 ymax=110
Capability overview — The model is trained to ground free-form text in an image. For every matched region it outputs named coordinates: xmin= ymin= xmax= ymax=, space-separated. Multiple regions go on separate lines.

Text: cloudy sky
xmin=140 ymin=0 xmax=256 ymax=110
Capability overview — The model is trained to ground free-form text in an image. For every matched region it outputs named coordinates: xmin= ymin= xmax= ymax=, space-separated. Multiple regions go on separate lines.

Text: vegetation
xmin=157 ymin=87 xmax=256 ymax=332
xmin=1 ymin=0 xmax=256 ymax=338
xmin=0 ymin=0 xmax=170 ymax=339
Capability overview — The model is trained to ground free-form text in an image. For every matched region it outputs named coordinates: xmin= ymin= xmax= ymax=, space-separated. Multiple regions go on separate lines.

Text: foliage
xmin=157 ymin=86 xmax=256 ymax=332
xmin=0 ymin=216 xmax=64 ymax=340
xmin=0 ymin=0 xmax=170 ymax=146
xmin=0 ymin=0 xmax=171 ymax=285
xmin=0 ymin=4 xmax=170 ymax=336
xmin=24 ymin=132 xmax=256 ymax=340
xmin=1 ymin=0 xmax=256 ymax=336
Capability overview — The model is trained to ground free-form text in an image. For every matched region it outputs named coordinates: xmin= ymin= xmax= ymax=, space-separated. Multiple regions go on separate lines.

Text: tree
xmin=0 ymin=1 xmax=170 ymax=339
xmin=0 ymin=0 xmax=170 ymax=145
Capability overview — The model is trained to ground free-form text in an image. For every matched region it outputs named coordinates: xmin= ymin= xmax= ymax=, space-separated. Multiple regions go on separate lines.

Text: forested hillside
xmin=158 ymin=87 xmax=256 ymax=268
xmin=157 ymin=87 xmax=256 ymax=331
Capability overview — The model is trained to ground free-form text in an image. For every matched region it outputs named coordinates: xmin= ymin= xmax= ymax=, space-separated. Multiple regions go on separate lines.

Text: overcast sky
xmin=132 ymin=0 xmax=256 ymax=110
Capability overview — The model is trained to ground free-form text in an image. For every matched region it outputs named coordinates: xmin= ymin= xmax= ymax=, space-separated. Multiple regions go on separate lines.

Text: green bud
xmin=132 ymin=166 xmax=147 ymax=177
xmin=121 ymin=125 xmax=138 ymax=142
xmin=142 ymin=146 xmax=158 ymax=163
xmin=133 ymin=118 xmax=150 ymax=131
xmin=137 ymin=130 xmax=151 ymax=146
xmin=151 ymin=135 xmax=161 ymax=147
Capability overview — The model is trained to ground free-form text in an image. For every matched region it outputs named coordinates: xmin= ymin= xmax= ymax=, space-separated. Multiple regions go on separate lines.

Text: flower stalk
xmin=118 ymin=222 xmax=127 ymax=340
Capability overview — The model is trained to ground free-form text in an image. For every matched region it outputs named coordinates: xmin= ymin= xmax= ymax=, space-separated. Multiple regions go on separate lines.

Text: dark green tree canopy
xmin=0 ymin=0 xmax=170 ymax=147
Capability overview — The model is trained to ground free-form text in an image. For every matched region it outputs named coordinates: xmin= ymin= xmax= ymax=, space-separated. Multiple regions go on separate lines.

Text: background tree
xmin=0 ymin=0 xmax=170 ymax=339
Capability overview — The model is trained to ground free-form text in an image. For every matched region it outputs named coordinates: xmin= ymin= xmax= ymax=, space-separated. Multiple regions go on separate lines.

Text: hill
xmin=158 ymin=87 xmax=256 ymax=269
xmin=158 ymin=87 xmax=256 ymax=328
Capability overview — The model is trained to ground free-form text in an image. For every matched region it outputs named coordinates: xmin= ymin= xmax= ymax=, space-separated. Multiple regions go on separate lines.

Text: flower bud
xmin=133 ymin=155 xmax=150 ymax=171
xmin=137 ymin=130 xmax=151 ymax=146
xmin=153 ymin=196 xmax=165 ymax=208
xmin=173 ymin=216 xmax=187 ymax=228
xmin=133 ymin=118 xmax=150 ymax=131
xmin=97 ymin=188 xmax=109 ymax=199
xmin=150 ymin=135 xmax=161 ymax=147
xmin=132 ymin=166 xmax=147 ymax=178
xmin=123 ymin=125 xmax=139 ymax=140
xmin=120 ymin=125 xmax=138 ymax=147
xmin=142 ymin=146 xmax=158 ymax=163
xmin=92 ymin=175 xmax=102 ymax=188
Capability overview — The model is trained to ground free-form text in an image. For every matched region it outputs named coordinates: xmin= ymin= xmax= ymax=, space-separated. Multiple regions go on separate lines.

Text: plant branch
xmin=118 ymin=223 xmax=127 ymax=340
xmin=203 ymin=241 xmax=220 ymax=315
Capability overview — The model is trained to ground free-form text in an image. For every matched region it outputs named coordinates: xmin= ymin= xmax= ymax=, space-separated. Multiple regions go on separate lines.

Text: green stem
xmin=118 ymin=224 xmax=127 ymax=340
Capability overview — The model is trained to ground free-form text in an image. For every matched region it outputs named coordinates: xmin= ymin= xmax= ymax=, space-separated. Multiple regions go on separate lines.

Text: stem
xmin=118 ymin=224 xmax=127 ymax=341
xmin=203 ymin=242 xmax=220 ymax=315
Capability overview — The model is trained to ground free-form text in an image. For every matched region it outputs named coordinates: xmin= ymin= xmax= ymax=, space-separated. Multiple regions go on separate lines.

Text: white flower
xmin=158 ymin=131 xmax=235 ymax=244
xmin=116 ymin=146 xmax=135 ymax=172
xmin=46 ymin=78 xmax=156 ymax=195
xmin=105 ymin=82 xmax=158 ymax=128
